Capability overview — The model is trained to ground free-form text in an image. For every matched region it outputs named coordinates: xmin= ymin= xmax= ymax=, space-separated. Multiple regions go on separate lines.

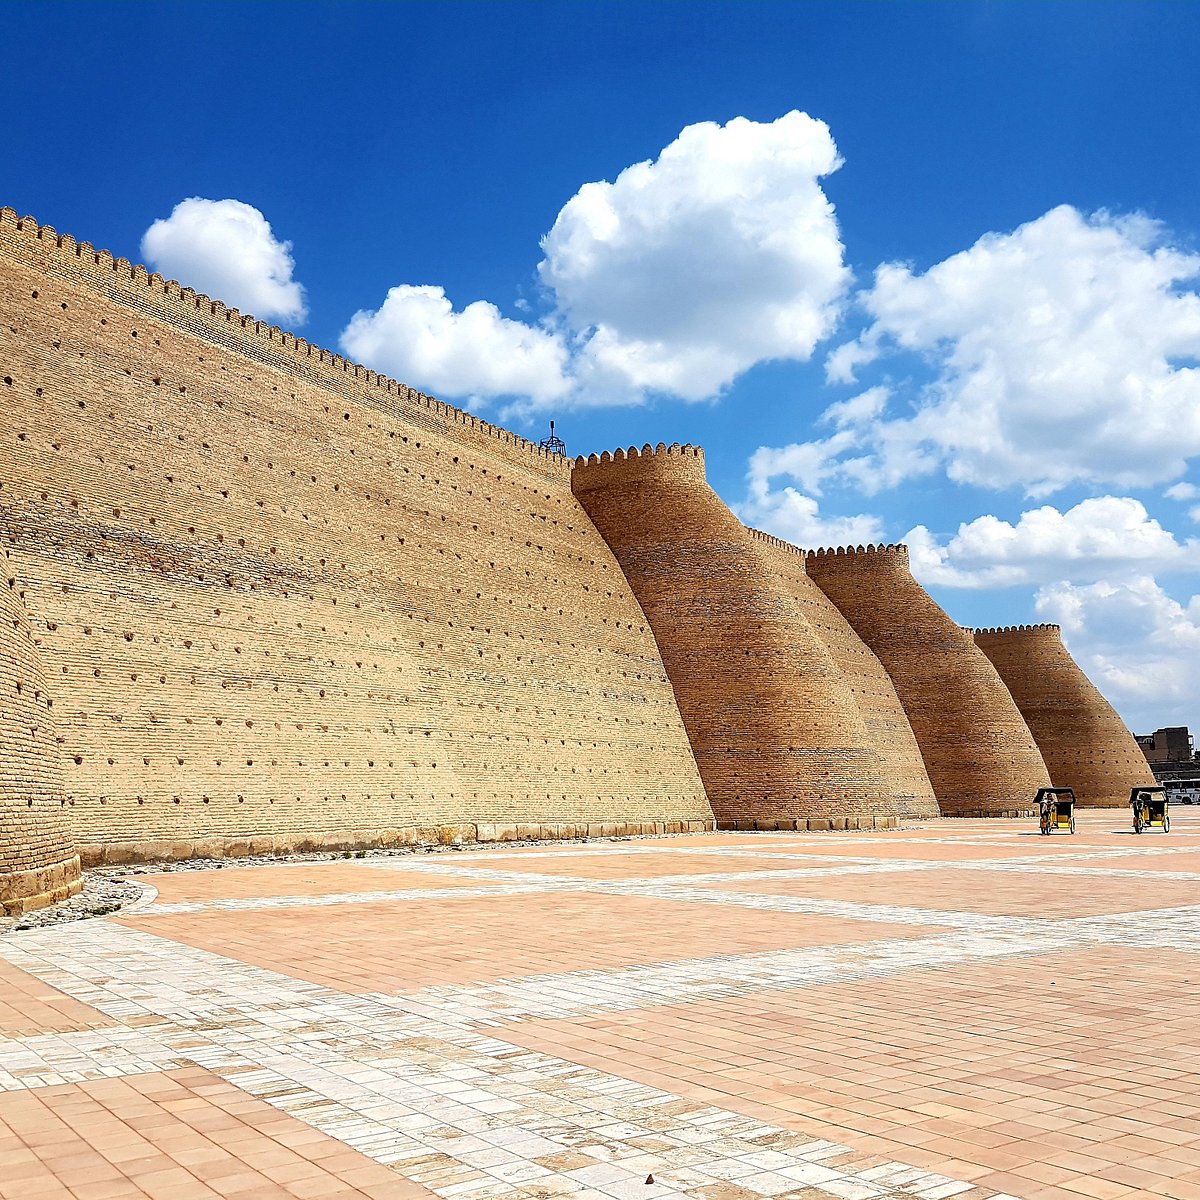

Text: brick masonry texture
xmin=0 ymin=553 xmax=82 ymax=915
xmin=0 ymin=209 xmax=713 ymax=889
xmin=748 ymin=530 xmax=939 ymax=821
xmin=974 ymin=624 xmax=1156 ymax=807
xmin=806 ymin=546 xmax=1052 ymax=817
xmin=573 ymin=448 xmax=905 ymax=829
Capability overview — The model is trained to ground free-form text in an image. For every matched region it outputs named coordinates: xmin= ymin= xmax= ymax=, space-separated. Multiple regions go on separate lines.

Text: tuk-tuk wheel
xmin=1069 ymin=815 xmax=1076 ymax=834
xmin=1164 ymin=814 xmax=1170 ymax=833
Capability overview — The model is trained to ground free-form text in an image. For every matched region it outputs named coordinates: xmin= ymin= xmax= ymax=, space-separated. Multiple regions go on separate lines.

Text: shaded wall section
xmin=748 ymin=530 xmax=938 ymax=820
xmin=806 ymin=546 xmax=1050 ymax=816
xmin=974 ymin=625 xmax=1155 ymax=807
xmin=0 ymin=209 xmax=712 ymax=865
xmin=572 ymin=446 xmax=902 ymax=830
xmin=0 ymin=554 xmax=82 ymax=914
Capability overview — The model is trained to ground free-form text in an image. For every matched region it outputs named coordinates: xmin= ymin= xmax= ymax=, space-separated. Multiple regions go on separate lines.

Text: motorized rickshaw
xmin=1130 ymin=786 xmax=1170 ymax=834
xmin=1035 ymin=787 xmax=1076 ymax=835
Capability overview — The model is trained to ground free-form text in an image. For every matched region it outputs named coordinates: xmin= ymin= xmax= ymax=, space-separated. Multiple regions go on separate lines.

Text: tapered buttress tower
xmin=806 ymin=545 xmax=1051 ymax=816
xmin=974 ymin=625 xmax=1155 ymax=807
xmin=573 ymin=445 xmax=916 ymax=829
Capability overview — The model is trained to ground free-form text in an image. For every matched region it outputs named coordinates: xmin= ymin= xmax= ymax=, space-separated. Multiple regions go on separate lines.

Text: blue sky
xmin=4 ymin=1 xmax=1199 ymax=732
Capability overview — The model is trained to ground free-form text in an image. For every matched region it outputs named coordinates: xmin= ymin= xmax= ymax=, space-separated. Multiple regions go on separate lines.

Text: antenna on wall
xmin=539 ymin=420 xmax=566 ymax=456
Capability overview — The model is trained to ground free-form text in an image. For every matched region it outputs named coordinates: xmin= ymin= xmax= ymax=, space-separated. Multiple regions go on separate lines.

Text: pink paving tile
xmin=498 ymin=946 xmax=1200 ymax=1200
xmin=121 ymin=891 xmax=946 ymax=992
xmin=139 ymin=862 xmax=498 ymax=905
xmin=0 ymin=957 xmax=113 ymax=1037
xmin=0 ymin=1067 xmax=431 ymax=1200
xmin=709 ymin=865 xmax=1200 ymax=917
xmin=445 ymin=849 xmax=825 ymax=879
xmin=1089 ymin=851 xmax=1200 ymax=874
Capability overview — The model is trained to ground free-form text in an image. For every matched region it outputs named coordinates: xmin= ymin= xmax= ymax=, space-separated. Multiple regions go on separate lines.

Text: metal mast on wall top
xmin=539 ymin=420 xmax=566 ymax=456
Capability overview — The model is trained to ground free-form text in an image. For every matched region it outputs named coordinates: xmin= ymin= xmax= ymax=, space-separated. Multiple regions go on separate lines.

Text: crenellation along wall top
xmin=973 ymin=624 xmax=1063 ymax=637
xmin=574 ymin=442 xmax=705 ymax=466
xmin=743 ymin=527 xmax=808 ymax=564
xmin=805 ymin=543 xmax=910 ymax=563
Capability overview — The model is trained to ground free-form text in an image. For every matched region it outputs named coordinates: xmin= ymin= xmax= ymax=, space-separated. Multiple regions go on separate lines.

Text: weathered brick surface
xmin=974 ymin=624 xmax=1156 ymax=807
xmin=572 ymin=447 xmax=902 ymax=829
xmin=0 ymin=209 xmax=713 ymax=874
xmin=748 ymin=530 xmax=938 ymax=820
xmin=806 ymin=545 xmax=1051 ymax=816
xmin=0 ymin=554 xmax=82 ymax=913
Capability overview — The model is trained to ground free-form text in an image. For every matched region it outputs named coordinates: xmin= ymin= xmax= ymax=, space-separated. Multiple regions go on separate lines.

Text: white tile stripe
xmin=1 ymin=922 xmax=1004 ymax=1200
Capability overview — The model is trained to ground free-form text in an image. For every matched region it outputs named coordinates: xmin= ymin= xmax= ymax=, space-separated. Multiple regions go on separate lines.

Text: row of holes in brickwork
xmin=20 ymin=563 xmax=650 ymax=646
xmin=59 ymin=715 xmax=676 ymax=759
xmin=2 ymin=480 xmax=631 ymax=611
xmin=61 ymin=791 xmax=701 ymax=808
xmin=6 ymin=335 xmax=582 ymax=502
xmin=66 ymin=724 xmax=678 ymax=761
xmin=26 ymin=583 xmax=644 ymax=649
xmin=37 ymin=628 xmax=662 ymax=681
xmin=12 ymin=306 xmax=566 ymax=500
xmin=20 ymin=286 xmax=564 ymax=478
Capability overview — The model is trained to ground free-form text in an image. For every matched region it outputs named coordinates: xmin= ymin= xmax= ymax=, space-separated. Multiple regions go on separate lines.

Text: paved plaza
xmin=2 ymin=814 xmax=1200 ymax=1200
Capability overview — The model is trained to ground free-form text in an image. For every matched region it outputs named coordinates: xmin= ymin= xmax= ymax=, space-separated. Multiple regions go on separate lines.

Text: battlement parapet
xmin=805 ymin=543 xmax=910 ymax=568
xmin=974 ymin=620 xmax=1154 ymax=807
xmin=744 ymin=527 xmax=808 ymax=567
xmin=571 ymin=442 xmax=706 ymax=490
xmin=974 ymin=624 xmax=1062 ymax=638
xmin=0 ymin=208 xmax=570 ymax=478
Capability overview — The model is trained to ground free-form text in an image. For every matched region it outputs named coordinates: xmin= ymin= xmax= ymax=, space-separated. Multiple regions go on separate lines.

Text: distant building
xmin=1136 ymin=727 xmax=1195 ymax=764
xmin=1136 ymin=726 xmax=1200 ymax=784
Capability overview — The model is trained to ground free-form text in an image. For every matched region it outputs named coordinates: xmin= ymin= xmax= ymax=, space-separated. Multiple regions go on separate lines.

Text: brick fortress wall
xmin=572 ymin=447 xmax=907 ymax=829
xmin=806 ymin=545 xmax=1051 ymax=816
xmin=747 ymin=530 xmax=938 ymax=820
xmin=0 ymin=552 xmax=82 ymax=913
xmin=0 ymin=210 xmax=713 ymax=878
xmin=1 ymin=206 xmax=1148 ymax=893
xmin=974 ymin=625 xmax=1155 ymax=807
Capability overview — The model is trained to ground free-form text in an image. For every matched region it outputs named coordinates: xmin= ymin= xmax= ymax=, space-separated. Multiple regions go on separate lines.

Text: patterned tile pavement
xmin=2 ymin=812 xmax=1200 ymax=1200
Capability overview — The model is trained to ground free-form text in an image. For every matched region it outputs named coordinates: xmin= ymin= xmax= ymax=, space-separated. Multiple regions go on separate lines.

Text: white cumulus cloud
xmin=540 ymin=111 xmax=850 ymax=402
xmin=339 ymin=286 xmax=571 ymax=405
xmin=141 ymin=198 xmax=307 ymax=323
xmin=735 ymin=444 xmax=883 ymax=549
xmin=339 ymin=111 xmax=852 ymax=413
xmin=819 ymin=205 xmax=1200 ymax=497
xmin=1035 ymin=576 xmax=1200 ymax=730
xmin=906 ymin=497 xmax=1198 ymax=589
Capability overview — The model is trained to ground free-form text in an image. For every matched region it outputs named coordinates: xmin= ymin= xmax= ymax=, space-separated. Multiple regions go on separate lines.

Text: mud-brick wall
xmin=0 ymin=553 xmax=82 ymax=913
xmin=806 ymin=545 xmax=1050 ymax=817
xmin=974 ymin=625 xmax=1155 ymax=807
xmin=748 ymin=530 xmax=938 ymax=820
xmin=0 ymin=210 xmax=712 ymax=865
xmin=573 ymin=446 xmax=902 ymax=830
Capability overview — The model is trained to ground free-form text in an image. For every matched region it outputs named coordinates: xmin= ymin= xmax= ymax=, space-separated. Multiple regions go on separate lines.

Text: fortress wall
xmin=973 ymin=624 xmax=1155 ymax=807
xmin=805 ymin=546 xmax=1050 ymax=816
xmin=572 ymin=447 xmax=902 ymax=830
xmin=0 ymin=210 xmax=713 ymax=864
xmin=1 ymin=553 xmax=82 ymax=913
xmin=747 ymin=530 xmax=938 ymax=819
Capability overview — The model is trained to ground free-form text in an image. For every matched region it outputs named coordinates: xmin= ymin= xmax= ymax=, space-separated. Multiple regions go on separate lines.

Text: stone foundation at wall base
xmin=77 ymin=820 xmax=718 ymax=867
xmin=0 ymin=855 xmax=84 ymax=917
xmin=720 ymin=816 xmax=902 ymax=832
